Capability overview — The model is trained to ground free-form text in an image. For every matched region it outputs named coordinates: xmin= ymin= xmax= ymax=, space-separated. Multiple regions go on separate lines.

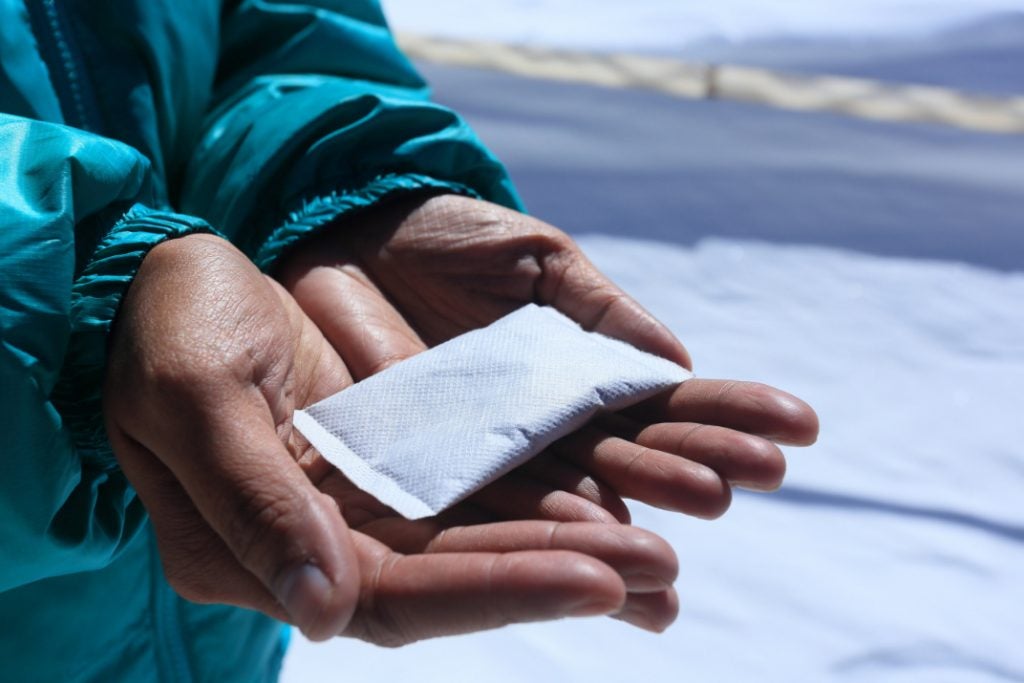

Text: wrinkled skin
xmin=277 ymin=193 xmax=818 ymax=522
xmin=104 ymin=195 xmax=818 ymax=647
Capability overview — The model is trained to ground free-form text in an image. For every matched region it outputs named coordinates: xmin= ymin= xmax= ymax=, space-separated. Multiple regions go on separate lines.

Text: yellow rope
xmin=397 ymin=33 xmax=1024 ymax=135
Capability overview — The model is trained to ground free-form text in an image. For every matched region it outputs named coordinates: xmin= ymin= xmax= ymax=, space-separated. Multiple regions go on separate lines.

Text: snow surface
xmin=282 ymin=4 xmax=1023 ymax=682
xmin=382 ymin=0 xmax=1024 ymax=51
xmin=283 ymin=236 xmax=1024 ymax=682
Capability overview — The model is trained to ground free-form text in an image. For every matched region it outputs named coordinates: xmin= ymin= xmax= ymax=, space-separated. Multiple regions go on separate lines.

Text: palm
xmin=107 ymin=236 xmax=679 ymax=643
xmin=278 ymin=194 xmax=817 ymax=525
xmin=280 ymin=195 xmax=819 ymax=641
xmin=281 ymin=194 xmax=690 ymax=369
xmin=259 ymin=270 xmax=683 ymax=640
xmin=338 ymin=199 xmax=549 ymax=344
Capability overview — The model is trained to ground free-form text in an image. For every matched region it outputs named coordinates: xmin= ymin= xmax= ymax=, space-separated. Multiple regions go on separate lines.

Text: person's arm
xmin=0 ymin=2 xmax=685 ymax=640
xmin=0 ymin=114 xmax=212 ymax=592
xmin=188 ymin=0 xmax=819 ymax=541
xmin=179 ymin=0 xmax=520 ymax=270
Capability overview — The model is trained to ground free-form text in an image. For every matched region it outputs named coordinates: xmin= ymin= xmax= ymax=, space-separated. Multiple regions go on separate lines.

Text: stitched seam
xmin=42 ymin=0 xmax=89 ymax=129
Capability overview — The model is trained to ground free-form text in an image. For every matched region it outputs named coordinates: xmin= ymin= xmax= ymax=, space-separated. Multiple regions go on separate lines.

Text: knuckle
xmin=712 ymin=380 xmax=743 ymax=412
xmin=673 ymin=423 xmax=710 ymax=455
xmin=145 ymin=361 xmax=194 ymax=394
xmin=535 ymin=225 xmax=576 ymax=253
xmin=744 ymin=381 xmax=778 ymax=407
xmin=144 ymin=353 xmax=226 ymax=401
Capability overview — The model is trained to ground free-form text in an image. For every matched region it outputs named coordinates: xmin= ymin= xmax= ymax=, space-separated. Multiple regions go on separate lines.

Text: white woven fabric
xmin=293 ymin=304 xmax=691 ymax=519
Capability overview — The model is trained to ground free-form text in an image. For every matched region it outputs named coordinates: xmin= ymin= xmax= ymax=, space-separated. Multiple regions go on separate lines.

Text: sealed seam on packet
xmin=292 ymin=304 xmax=691 ymax=519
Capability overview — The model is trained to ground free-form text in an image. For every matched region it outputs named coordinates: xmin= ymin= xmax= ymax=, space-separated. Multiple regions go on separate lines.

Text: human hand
xmin=103 ymin=233 xmax=681 ymax=644
xmin=277 ymin=194 xmax=818 ymax=523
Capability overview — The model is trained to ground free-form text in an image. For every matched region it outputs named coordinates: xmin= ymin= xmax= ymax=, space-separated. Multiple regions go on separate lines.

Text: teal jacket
xmin=0 ymin=1 xmax=519 ymax=681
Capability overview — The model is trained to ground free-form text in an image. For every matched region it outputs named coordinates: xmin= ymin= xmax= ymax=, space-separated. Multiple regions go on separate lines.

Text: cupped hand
xmin=103 ymin=233 xmax=680 ymax=645
xmin=277 ymin=194 xmax=819 ymax=524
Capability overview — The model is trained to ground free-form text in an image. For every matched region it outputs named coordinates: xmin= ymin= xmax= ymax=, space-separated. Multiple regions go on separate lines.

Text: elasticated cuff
xmin=253 ymin=172 xmax=480 ymax=271
xmin=53 ymin=204 xmax=217 ymax=468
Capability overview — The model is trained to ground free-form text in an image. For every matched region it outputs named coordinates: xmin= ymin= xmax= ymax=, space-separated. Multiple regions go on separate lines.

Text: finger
xmin=420 ymin=522 xmax=677 ymax=593
xmin=613 ymin=590 xmax=680 ymax=633
xmin=469 ymin=470 xmax=623 ymax=523
xmin=630 ymin=379 xmax=820 ymax=446
xmin=265 ymin=275 xmax=356 ymax=485
xmin=264 ymin=276 xmax=356 ymax=401
xmin=283 ymin=260 xmax=428 ymax=381
xmin=356 ymin=520 xmax=676 ymax=593
xmin=520 ymin=456 xmax=631 ymax=523
xmin=349 ymin=505 xmax=496 ymax=554
xmin=537 ymin=239 xmax=691 ymax=369
xmin=346 ymin=535 xmax=626 ymax=646
xmin=132 ymin=395 xmax=360 ymax=641
xmin=555 ymin=426 xmax=732 ymax=519
xmin=600 ymin=414 xmax=787 ymax=491
xmin=356 ymin=519 xmax=678 ymax=631
xmin=107 ymin=427 xmax=286 ymax=621
xmin=638 ymin=423 xmax=785 ymax=491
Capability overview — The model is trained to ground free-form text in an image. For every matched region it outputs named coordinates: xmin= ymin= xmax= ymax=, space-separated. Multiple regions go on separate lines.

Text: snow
xmin=382 ymin=0 xmax=1024 ymax=51
xmin=283 ymin=235 xmax=1024 ymax=682
xmin=282 ymin=4 xmax=1024 ymax=682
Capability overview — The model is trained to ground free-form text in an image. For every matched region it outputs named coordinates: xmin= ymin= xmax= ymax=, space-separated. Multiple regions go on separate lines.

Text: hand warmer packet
xmin=293 ymin=304 xmax=691 ymax=519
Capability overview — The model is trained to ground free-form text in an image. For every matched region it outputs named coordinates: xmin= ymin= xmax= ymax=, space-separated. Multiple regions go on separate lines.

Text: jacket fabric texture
xmin=0 ymin=1 xmax=520 ymax=680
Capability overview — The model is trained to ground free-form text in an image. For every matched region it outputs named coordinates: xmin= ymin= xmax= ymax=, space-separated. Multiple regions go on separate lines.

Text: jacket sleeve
xmin=0 ymin=114 xmax=214 ymax=591
xmin=180 ymin=0 xmax=523 ymax=270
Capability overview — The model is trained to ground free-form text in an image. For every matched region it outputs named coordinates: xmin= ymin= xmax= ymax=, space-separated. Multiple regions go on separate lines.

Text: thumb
xmin=144 ymin=395 xmax=360 ymax=641
xmin=539 ymin=240 xmax=692 ymax=369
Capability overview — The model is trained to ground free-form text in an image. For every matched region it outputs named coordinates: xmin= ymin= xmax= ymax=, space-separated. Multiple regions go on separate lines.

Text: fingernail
xmin=568 ymin=595 xmax=622 ymax=617
xmin=276 ymin=564 xmax=332 ymax=637
xmin=621 ymin=571 xmax=673 ymax=593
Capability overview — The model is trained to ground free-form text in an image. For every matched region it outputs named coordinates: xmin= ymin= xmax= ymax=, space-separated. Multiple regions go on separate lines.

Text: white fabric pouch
xmin=293 ymin=304 xmax=691 ymax=519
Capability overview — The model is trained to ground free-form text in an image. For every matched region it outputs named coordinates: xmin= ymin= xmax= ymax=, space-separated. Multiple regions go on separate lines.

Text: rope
xmin=396 ymin=33 xmax=1024 ymax=135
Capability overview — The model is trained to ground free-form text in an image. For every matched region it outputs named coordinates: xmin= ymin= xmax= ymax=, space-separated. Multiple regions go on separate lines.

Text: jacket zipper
xmin=24 ymin=0 xmax=96 ymax=130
